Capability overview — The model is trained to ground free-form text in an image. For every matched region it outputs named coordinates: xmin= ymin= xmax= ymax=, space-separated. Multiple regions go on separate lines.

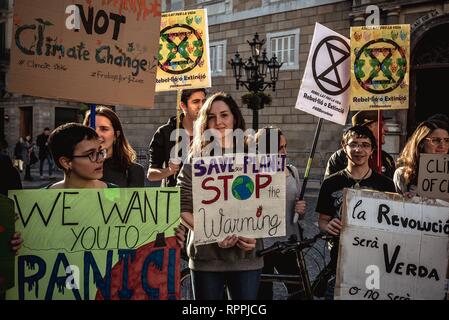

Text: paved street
xmin=20 ymin=163 xmax=64 ymax=189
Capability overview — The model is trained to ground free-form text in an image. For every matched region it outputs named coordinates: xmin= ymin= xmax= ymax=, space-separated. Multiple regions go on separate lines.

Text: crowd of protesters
xmin=2 ymin=88 xmax=448 ymax=301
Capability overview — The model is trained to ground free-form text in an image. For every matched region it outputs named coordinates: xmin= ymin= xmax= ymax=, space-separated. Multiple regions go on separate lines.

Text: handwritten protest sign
xmin=335 ymin=189 xmax=449 ymax=300
xmin=350 ymin=24 xmax=410 ymax=110
xmin=156 ymin=9 xmax=211 ymax=91
xmin=8 ymin=0 xmax=161 ymax=108
xmin=5 ymin=187 xmax=181 ymax=300
xmin=417 ymin=153 xmax=449 ymax=201
xmin=192 ymin=154 xmax=286 ymax=245
xmin=295 ymin=23 xmax=350 ymax=125
xmin=0 ymin=194 xmax=15 ymax=292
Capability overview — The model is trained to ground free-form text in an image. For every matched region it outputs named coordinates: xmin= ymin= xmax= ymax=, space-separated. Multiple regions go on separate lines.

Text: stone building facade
xmin=1 ymin=0 xmax=448 ymax=180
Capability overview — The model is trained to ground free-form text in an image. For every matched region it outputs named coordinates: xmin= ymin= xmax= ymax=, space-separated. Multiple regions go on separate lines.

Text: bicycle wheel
xmin=180 ymin=268 xmax=194 ymax=300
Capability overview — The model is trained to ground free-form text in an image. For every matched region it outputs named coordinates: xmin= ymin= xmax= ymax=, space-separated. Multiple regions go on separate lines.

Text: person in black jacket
xmin=147 ymin=88 xmax=206 ymax=186
xmin=0 ymin=154 xmax=22 ymax=195
xmin=324 ymin=110 xmax=396 ymax=179
xmin=36 ymin=127 xmax=55 ymax=179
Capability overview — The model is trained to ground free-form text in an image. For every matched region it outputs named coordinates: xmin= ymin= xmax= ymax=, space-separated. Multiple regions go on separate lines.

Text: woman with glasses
xmin=46 ymin=123 xmax=112 ymax=189
xmin=316 ymin=125 xmax=395 ymax=299
xmin=394 ymin=120 xmax=449 ymax=195
xmin=9 ymin=123 xmax=112 ymax=257
xmin=83 ymin=107 xmax=145 ymax=187
xmin=255 ymin=126 xmax=307 ymax=300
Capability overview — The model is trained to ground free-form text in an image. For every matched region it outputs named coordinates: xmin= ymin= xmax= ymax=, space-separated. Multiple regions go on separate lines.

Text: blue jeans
xmin=191 ymin=269 xmax=262 ymax=300
xmin=39 ymin=155 xmax=54 ymax=176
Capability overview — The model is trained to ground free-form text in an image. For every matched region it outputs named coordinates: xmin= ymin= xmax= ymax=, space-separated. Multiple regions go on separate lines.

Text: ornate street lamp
xmin=229 ymin=33 xmax=283 ymax=130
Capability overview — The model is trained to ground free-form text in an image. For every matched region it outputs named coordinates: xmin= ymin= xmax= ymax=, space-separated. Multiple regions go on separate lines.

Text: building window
xmin=161 ymin=0 xmax=183 ymax=12
xmin=210 ymin=40 xmax=226 ymax=77
xmin=267 ymin=29 xmax=300 ymax=70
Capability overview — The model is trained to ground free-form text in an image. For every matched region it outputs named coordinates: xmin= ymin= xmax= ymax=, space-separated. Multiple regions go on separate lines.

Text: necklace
xmin=345 ymin=167 xmax=371 ymax=188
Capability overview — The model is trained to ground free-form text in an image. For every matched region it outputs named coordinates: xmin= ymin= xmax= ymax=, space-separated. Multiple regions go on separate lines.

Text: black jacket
xmin=148 ymin=116 xmax=187 ymax=187
xmin=36 ymin=133 xmax=49 ymax=159
xmin=0 ymin=154 xmax=22 ymax=195
xmin=324 ymin=148 xmax=396 ymax=179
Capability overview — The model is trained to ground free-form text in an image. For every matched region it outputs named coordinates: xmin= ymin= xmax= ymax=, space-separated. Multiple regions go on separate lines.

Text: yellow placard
xmin=156 ymin=9 xmax=211 ymax=91
xmin=350 ymin=25 xmax=410 ymax=110
xmin=5 ymin=188 xmax=181 ymax=300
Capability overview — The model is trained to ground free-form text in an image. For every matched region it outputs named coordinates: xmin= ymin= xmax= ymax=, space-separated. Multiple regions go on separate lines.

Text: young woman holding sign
xmin=177 ymin=92 xmax=263 ymax=300
xmin=394 ymin=119 xmax=449 ymax=196
xmin=9 ymin=123 xmax=110 ymax=262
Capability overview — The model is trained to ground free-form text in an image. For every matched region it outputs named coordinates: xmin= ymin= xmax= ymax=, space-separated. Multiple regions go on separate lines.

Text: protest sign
xmin=5 ymin=187 xmax=181 ymax=300
xmin=350 ymin=24 xmax=410 ymax=110
xmin=192 ymin=154 xmax=286 ymax=245
xmin=335 ymin=188 xmax=449 ymax=300
xmin=0 ymin=194 xmax=15 ymax=292
xmin=417 ymin=153 xmax=449 ymax=201
xmin=156 ymin=9 xmax=211 ymax=91
xmin=8 ymin=0 xmax=161 ymax=108
xmin=295 ymin=23 xmax=350 ymax=125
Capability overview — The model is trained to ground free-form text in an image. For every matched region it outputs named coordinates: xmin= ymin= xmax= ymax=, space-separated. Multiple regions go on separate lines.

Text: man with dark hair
xmin=325 ymin=110 xmax=396 ymax=179
xmin=36 ymin=127 xmax=55 ymax=180
xmin=147 ymin=88 xmax=207 ymax=186
xmin=316 ymin=125 xmax=395 ymax=299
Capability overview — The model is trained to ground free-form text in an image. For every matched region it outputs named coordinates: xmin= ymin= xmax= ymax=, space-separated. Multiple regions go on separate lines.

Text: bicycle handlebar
xmin=257 ymin=233 xmax=334 ymax=257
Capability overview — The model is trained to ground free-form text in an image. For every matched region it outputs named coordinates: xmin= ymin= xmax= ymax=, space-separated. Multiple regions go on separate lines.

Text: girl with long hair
xmin=394 ymin=120 xmax=449 ymax=195
xmin=84 ymin=106 xmax=144 ymax=187
xmin=177 ymin=92 xmax=262 ymax=300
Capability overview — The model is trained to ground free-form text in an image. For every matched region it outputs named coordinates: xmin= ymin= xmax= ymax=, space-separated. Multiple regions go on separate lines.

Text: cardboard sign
xmin=295 ymin=23 xmax=350 ymax=125
xmin=350 ymin=24 xmax=410 ymax=110
xmin=0 ymin=194 xmax=15 ymax=292
xmin=335 ymin=189 xmax=449 ymax=300
xmin=156 ymin=9 xmax=211 ymax=91
xmin=417 ymin=153 xmax=449 ymax=201
xmin=192 ymin=154 xmax=286 ymax=245
xmin=5 ymin=187 xmax=181 ymax=300
xmin=8 ymin=0 xmax=161 ymax=108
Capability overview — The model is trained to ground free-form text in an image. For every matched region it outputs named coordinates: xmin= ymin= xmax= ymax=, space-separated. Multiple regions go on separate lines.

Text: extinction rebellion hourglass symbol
xmin=312 ymin=36 xmax=351 ymax=96
xmin=158 ymin=24 xmax=204 ymax=74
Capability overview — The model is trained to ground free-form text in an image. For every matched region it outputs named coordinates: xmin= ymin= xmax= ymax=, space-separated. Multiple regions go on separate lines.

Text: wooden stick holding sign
xmin=377 ymin=110 xmax=382 ymax=174
xmin=173 ymin=89 xmax=182 ymax=163
xmin=294 ymin=23 xmax=351 ymax=231
xmin=294 ymin=118 xmax=323 ymax=227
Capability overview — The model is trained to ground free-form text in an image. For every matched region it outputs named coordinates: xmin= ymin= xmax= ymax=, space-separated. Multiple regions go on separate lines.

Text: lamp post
xmin=229 ymin=33 xmax=282 ymax=130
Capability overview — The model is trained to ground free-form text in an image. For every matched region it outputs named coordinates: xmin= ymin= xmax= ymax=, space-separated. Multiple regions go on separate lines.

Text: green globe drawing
xmin=231 ymin=175 xmax=254 ymax=200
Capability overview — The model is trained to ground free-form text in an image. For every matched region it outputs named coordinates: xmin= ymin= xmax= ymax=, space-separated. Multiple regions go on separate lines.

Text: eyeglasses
xmin=425 ymin=137 xmax=449 ymax=146
xmin=346 ymin=142 xmax=372 ymax=150
xmin=72 ymin=149 xmax=107 ymax=162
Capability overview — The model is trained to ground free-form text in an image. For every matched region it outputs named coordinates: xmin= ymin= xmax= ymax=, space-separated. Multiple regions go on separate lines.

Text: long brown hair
xmin=396 ymin=120 xmax=448 ymax=187
xmin=191 ymin=92 xmax=246 ymax=156
xmin=83 ymin=106 xmax=136 ymax=171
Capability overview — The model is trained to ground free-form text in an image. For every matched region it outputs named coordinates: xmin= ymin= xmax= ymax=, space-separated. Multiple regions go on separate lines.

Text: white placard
xmin=192 ymin=154 xmax=286 ymax=245
xmin=295 ymin=23 xmax=350 ymax=125
xmin=335 ymin=188 xmax=449 ymax=300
